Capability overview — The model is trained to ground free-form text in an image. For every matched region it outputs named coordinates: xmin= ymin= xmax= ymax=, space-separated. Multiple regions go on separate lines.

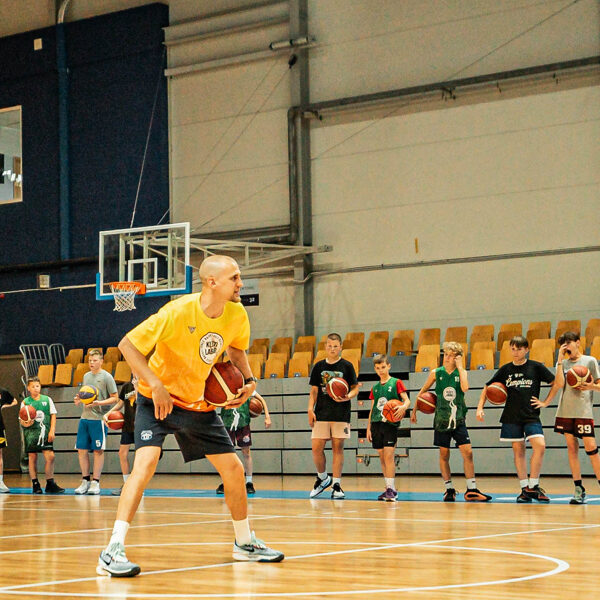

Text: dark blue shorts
xmin=433 ymin=423 xmax=471 ymax=448
xmin=119 ymin=431 xmax=135 ymax=446
xmin=370 ymin=421 xmax=398 ymax=449
xmin=500 ymin=421 xmax=544 ymax=442
xmin=76 ymin=419 xmax=107 ymax=451
xmin=135 ymin=394 xmax=234 ymax=462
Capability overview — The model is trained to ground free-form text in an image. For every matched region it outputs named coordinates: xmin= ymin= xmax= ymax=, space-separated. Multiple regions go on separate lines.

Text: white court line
xmin=0 ymin=525 xmax=576 ymax=598
xmin=0 ymin=514 xmax=282 ymax=541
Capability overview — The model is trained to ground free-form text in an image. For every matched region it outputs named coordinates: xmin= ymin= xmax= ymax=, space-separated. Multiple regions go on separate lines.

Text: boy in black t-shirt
xmin=476 ymin=336 xmax=561 ymax=503
xmin=308 ymin=333 xmax=359 ymax=499
xmin=0 ymin=387 xmax=17 ymax=493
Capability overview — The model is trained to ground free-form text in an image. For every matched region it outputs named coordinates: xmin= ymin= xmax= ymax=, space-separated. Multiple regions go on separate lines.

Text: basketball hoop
xmin=109 ymin=282 xmax=146 ymax=312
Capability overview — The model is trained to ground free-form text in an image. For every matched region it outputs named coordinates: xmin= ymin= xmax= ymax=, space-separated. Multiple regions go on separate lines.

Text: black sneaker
xmin=464 ymin=488 xmax=492 ymax=502
xmin=32 ymin=481 xmax=43 ymax=495
xmin=528 ymin=484 xmax=550 ymax=503
xmin=246 ymin=481 xmax=256 ymax=495
xmin=45 ymin=480 xmax=65 ymax=494
xmin=516 ymin=488 xmax=532 ymax=503
xmin=443 ymin=488 xmax=456 ymax=502
xmin=216 ymin=483 xmax=225 ymax=495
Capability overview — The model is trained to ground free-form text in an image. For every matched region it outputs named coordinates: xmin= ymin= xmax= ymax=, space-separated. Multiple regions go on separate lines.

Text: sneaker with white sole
xmin=74 ymin=480 xmax=90 ymax=495
xmin=570 ymin=485 xmax=586 ymax=505
xmin=87 ymin=480 xmax=100 ymax=495
xmin=97 ymin=542 xmax=141 ymax=577
xmin=331 ymin=482 xmax=345 ymax=499
xmin=309 ymin=474 xmax=332 ymax=498
xmin=232 ymin=532 xmax=284 ymax=563
xmin=0 ymin=481 xmax=9 ymax=493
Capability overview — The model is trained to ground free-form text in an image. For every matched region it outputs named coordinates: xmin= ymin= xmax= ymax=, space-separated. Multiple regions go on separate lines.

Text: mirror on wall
xmin=0 ymin=106 xmax=22 ymax=204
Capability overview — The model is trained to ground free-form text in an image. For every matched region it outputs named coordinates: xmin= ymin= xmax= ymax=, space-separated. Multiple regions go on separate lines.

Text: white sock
xmin=318 ymin=471 xmax=328 ymax=481
xmin=519 ymin=479 xmax=529 ymax=489
xmin=466 ymin=478 xmax=477 ymax=490
xmin=123 ymin=474 xmax=129 ymax=483
xmin=530 ymin=477 xmax=539 ymax=487
xmin=385 ymin=477 xmax=395 ymax=490
xmin=109 ymin=520 xmax=130 ymax=547
xmin=232 ymin=517 xmax=252 ymax=546
xmin=444 ymin=479 xmax=453 ymax=490
xmin=0 ymin=475 xmax=4 ymax=483
xmin=332 ymin=477 xmax=341 ymax=486
xmin=245 ymin=475 xmax=252 ymax=484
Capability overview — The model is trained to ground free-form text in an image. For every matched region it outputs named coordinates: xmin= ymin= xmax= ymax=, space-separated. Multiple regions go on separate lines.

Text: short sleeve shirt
xmin=309 ymin=358 xmax=358 ymax=422
xmin=369 ymin=378 xmax=407 ymax=427
xmin=127 ymin=293 xmax=250 ymax=412
xmin=81 ymin=369 xmax=118 ymax=420
xmin=556 ymin=355 xmax=600 ymax=419
xmin=486 ymin=360 xmax=555 ymax=424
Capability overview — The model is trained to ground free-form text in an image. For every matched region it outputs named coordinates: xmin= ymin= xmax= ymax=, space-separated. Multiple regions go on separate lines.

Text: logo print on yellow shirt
xmin=199 ymin=332 xmax=224 ymax=364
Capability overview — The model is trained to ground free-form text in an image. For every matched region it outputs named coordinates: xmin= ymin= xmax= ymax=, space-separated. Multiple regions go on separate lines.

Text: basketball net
xmin=109 ymin=282 xmax=145 ymax=312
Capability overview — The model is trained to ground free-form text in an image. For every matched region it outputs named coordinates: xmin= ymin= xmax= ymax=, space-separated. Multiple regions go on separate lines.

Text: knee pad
xmin=586 ymin=447 xmax=598 ymax=456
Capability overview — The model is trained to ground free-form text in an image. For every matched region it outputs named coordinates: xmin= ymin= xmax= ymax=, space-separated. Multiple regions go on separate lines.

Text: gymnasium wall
xmin=0 ymin=4 xmax=169 ymax=355
xmin=165 ymin=0 xmax=600 ymax=341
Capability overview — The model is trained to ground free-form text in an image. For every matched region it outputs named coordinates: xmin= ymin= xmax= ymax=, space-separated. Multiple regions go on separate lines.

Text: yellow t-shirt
xmin=127 ymin=293 xmax=250 ymax=412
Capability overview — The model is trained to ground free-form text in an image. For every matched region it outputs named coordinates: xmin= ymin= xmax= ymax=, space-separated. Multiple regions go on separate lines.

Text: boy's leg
xmin=0 ymin=448 xmax=7 ymax=492
xmin=459 ymin=443 xmax=491 ymax=501
xmin=565 ymin=433 xmax=581 ymax=480
xmin=381 ymin=446 xmax=395 ymax=479
xmin=118 ymin=445 xmax=131 ymax=477
xmin=240 ymin=446 xmax=255 ymax=493
xmin=28 ymin=452 xmax=38 ymax=480
xmin=439 ymin=446 xmax=451 ymax=481
xmin=92 ymin=450 xmax=104 ymax=479
xmin=311 ymin=437 xmax=327 ymax=473
xmin=310 ymin=424 xmax=332 ymax=497
xmin=581 ymin=436 xmax=600 ymax=480
xmin=512 ymin=441 xmax=528 ymax=482
xmin=43 ymin=449 xmax=55 ymax=479
xmin=529 ymin=436 xmax=546 ymax=481
xmin=78 ymin=449 xmax=90 ymax=477
xmin=331 ymin=437 xmax=345 ymax=478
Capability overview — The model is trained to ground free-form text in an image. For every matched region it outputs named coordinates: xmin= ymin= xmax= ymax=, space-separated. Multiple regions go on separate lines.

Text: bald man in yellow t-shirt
xmin=97 ymin=256 xmax=284 ymax=578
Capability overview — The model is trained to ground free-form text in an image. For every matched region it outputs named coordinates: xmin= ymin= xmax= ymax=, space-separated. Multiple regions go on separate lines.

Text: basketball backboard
xmin=97 ymin=222 xmax=192 ymax=300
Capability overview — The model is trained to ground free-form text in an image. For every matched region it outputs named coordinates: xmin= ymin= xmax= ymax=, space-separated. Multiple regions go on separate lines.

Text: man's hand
xmin=226 ymin=382 xmax=256 ymax=408
xmin=152 ymin=383 xmax=173 ymax=420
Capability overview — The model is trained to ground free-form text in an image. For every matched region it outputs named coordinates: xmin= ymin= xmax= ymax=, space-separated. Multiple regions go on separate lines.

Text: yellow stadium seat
xmin=342 ymin=338 xmax=363 ymax=353
xmin=418 ymin=328 xmax=440 ymax=348
xmin=72 ymin=362 xmax=90 ymax=386
xmin=368 ymin=331 xmax=389 ymax=344
xmin=500 ymin=323 xmax=522 ymax=334
xmin=590 ymin=338 xmax=600 ymax=361
xmin=341 ymin=349 xmax=361 ymax=375
xmin=472 ymin=341 xmax=496 ymax=353
xmin=365 ymin=337 xmax=387 ymax=357
xmin=390 ymin=336 xmax=413 ymax=356
xmin=529 ymin=344 xmax=554 ymax=367
xmin=272 ymin=343 xmax=291 ymax=361
xmin=444 ymin=326 xmax=467 ymax=343
xmin=584 ymin=319 xmax=600 ymax=344
xmin=313 ymin=350 xmax=326 ymax=364
xmin=526 ymin=327 xmax=549 ymax=347
xmin=264 ymin=356 xmax=285 ymax=379
xmin=499 ymin=341 xmax=512 ymax=367
xmin=297 ymin=335 xmax=316 ymax=348
xmin=469 ymin=325 xmax=494 ymax=346
xmin=50 ymin=363 xmax=73 ymax=387
xmin=528 ymin=321 xmax=551 ymax=337
xmin=273 ymin=337 xmax=293 ymax=349
xmin=470 ymin=348 xmax=494 ymax=370
xmin=393 ymin=329 xmax=414 ymax=344
xmin=252 ymin=338 xmax=270 ymax=349
xmin=65 ymin=348 xmax=84 ymax=368
xmin=247 ymin=354 xmax=263 ymax=379
xmin=288 ymin=355 xmax=310 ymax=377
xmin=249 ymin=343 xmax=268 ymax=361
xmin=104 ymin=346 xmax=121 ymax=365
xmin=37 ymin=364 xmax=54 ymax=386
xmin=293 ymin=342 xmax=314 ymax=361
xmin=415 ymin=349 xmax=439 ymax=372
xmin=114 ymin=361 xmax=132 ymax=384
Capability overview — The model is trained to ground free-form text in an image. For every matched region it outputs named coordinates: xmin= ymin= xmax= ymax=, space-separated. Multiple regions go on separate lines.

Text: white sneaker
xmin=87 ymin=480 xmax=100 ymax=495
xmin=74 ymin=480 xmax=91 ymax=494
xmin=0 ymin=481 xmax=9 ymax=493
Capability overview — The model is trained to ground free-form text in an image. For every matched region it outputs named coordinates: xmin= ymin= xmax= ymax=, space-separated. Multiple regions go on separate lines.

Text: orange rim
xmin=109 ymin=281 xmax=146 ymax=295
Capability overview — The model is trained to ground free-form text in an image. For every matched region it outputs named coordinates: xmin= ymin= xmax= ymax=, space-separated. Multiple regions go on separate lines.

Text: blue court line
xmin=3 ymin=487 xmax=599 ymax=503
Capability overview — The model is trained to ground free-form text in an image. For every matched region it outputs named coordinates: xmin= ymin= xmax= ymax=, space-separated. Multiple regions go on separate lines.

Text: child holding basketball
xmin=74 ymin=349 xmax=118 ymax=495
xmin=476 ymin=335 xmax=560 ymax=503
xmin=367 ymin=354 xmax=410 ymax=501
xmin=532 ymin=331 xmax=600 ymax=504
xmin=308 ymin=333 xmax=360 ymax=499
xmin=0 ymin=386 xmax=17 ymax=492
xmin=217 ymin=391 xmax=271 ymax=495
xmin=20 ymin=377 xmax=64 ymax=494
xmin=411 ymin=342 xmax=491 ymax=502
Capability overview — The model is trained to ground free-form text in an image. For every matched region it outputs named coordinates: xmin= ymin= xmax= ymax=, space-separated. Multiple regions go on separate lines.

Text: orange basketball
xmin=326 ymin=377 xmax=349 ymax=401
xmin=566 ymin=365 xmax=593 ymax=388
xmin=486 ymin=382 xmax=507 ymax=405
xmin=416 ymin=391 xmax=437 ymax=414
xmin=248 ymin=396 xmax=263 ymax=418
xmin=204 ymin=363 xmax=244 ymax=407
xmin=382 ymin=399 xmax=403 ymax=423
xmin=106 ymin=410 xmax=124 ymax=430
xmin=19 ymin=404 xmax=36 ymax=424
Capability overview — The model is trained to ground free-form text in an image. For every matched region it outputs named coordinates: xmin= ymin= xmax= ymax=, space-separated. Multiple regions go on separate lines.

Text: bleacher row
xmin=35 ymin=347 xmax=132 ymax=387
xmin=246 ymin=319 xmax=600 ymax=378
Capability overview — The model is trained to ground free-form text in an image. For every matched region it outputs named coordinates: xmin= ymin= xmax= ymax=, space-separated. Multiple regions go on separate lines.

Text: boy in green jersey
xmin=217 ymin=391 xmax=271 ymax=495
xmin=411 ymin=342 xmax=491 ymax=502
xmin=367 ymin=354 xmax=410 ymax=501
xmin=19 ymin=377 xmax=64 ymax=494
